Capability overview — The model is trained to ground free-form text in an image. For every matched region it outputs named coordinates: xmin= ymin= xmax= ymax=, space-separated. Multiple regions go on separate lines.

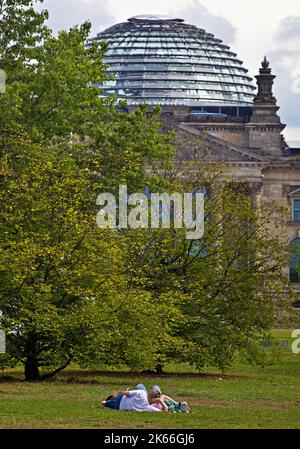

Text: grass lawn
xmin=0 ymin=330 xmax=300 ymax=429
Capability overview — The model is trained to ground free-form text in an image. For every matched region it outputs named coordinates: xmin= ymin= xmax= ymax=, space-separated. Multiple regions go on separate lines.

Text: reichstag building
xmin=89 ymin=15 xmax=300 ymax=306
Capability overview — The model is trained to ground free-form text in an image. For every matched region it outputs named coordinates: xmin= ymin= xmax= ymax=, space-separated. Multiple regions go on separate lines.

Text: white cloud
xmin=268 ymin=16 xmax=300 ymax=137
xmin=38 ymin=0 xmax=116 ymax=35
xmin=36 ymin=0 xmax=300 ymax=142
xmin=173 ymin=0 xmax=236 ymax=44
xmin=276 ymin=16 xmax=300 ymax=43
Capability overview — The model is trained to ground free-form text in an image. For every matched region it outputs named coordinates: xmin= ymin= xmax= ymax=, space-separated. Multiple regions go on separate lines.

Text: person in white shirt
xmin=102 ymin=387 xmax=168 ymax=412
xmin=119 ymin=389 xmax=163 ymax=412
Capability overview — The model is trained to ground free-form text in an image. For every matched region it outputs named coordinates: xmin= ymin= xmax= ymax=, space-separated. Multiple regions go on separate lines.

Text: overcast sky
xmin=38 ymin=0 xmax=300 ymax=145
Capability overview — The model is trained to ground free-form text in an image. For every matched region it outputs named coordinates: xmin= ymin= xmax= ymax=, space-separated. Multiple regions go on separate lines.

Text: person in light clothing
xmin=119 ymin=389 xmax=165 ymax=412
xmin=146 ymin=385 xmax=190 ymax=413
xmin=102 ymin=388 xmax=166 ymax=412
xmin=102 ymin=384 xmax=189 ymax=413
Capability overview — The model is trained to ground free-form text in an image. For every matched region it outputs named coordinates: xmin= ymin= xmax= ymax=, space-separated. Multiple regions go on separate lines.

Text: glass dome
xmin=89 ymin=16 xmax=256 ymax=106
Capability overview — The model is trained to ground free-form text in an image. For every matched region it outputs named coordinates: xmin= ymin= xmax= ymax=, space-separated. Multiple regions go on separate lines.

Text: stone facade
xmin=159 ymin=59 xmax=300 ymax=307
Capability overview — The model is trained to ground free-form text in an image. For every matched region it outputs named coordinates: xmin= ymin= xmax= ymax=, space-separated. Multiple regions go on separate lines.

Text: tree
xmin=0 ymin=1 xmax=293 ymax=380
xmin=0 ymin=0 xmax=49 ymax=74
xmin=0 ymin=2 xmax=176 ymax=380
xmin=0 ymin=125 xmax=177 ymax=380
xmin=120 ymin=149 xmax=294 ymax=372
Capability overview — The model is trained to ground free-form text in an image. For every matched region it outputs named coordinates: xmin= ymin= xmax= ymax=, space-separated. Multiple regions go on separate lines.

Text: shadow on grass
xmin=0 ymin=376 xmax=21 ymax=383
xmin=60 ymin=369 xmax=245 ymax=378
xmin=0 ymin=370 xmax=248 ymax=385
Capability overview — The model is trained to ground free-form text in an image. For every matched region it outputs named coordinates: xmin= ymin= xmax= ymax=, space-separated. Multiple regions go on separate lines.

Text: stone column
xmin=245 ymin=57 xmax=285 ymax=157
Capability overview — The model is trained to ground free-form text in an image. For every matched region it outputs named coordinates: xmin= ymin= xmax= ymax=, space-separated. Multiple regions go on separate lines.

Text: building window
xmin=293 ymin=200 xmax=300 ymax=221
xmin=289 ymin=238 xmax=300 ymax=283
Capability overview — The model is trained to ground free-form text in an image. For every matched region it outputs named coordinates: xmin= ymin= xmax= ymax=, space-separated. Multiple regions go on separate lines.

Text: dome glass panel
xmin=89 ymin=16 xmax=256 ymax=106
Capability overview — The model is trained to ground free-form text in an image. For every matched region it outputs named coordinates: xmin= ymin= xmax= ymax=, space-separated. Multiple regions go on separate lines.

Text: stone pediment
xmin=161 ymin=119 xmax=269 ymax=164
xmin=289 ymin=187 xmax=300 ymax=197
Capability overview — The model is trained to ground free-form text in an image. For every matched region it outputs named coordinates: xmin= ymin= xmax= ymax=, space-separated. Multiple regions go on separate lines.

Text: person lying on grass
xmin=101 ymin=387 xmax=168 ymax=412
xmin=142 ymin=384 xmax=190 ymax=413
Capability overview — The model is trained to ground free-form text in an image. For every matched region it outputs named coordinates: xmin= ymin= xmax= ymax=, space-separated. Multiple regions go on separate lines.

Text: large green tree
xmin=0 ymin=121 xmax=177 ymax=380
xmin=0 ymin=0 xmax=293 ymax=380
xmin=120 ymin=152 xmax=294 ymax=372
xmin=0 ymin=1 xmax=176 ymax=380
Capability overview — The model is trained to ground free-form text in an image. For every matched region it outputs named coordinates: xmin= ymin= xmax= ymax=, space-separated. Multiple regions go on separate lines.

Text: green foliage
xmin=0 ymin=0 xmax=294 ymax=380
xmin=0 ymin=124 xmax=176 ymax=379
xmin=0 ymin=0 xmax=49 ymax=73
xmin=119 ymin=157 xmax=294 ymax=372
xmin=0 ymin=1 xmax=176 ymax=380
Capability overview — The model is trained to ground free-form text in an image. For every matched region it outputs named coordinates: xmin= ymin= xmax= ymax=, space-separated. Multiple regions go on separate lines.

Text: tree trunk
xmin=155 ymin=363 xmax=164 ymax=374
xmin=24 ymin=356 xmax=40 ymax=381
xmin=39 ymin=359 xmax=71 ymax=381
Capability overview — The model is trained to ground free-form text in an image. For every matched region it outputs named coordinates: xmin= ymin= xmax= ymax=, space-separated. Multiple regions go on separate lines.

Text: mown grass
xmin=0 ymin=330 xmax=300 ymax=429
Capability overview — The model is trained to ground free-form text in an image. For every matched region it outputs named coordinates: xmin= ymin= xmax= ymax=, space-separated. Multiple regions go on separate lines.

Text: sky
xmin=37 ymin=0 xmax=300 ymax=145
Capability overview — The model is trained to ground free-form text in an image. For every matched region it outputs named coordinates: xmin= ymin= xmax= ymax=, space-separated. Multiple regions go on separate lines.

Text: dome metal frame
xmin=89 ymin=16 xmax=256 ymax=107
